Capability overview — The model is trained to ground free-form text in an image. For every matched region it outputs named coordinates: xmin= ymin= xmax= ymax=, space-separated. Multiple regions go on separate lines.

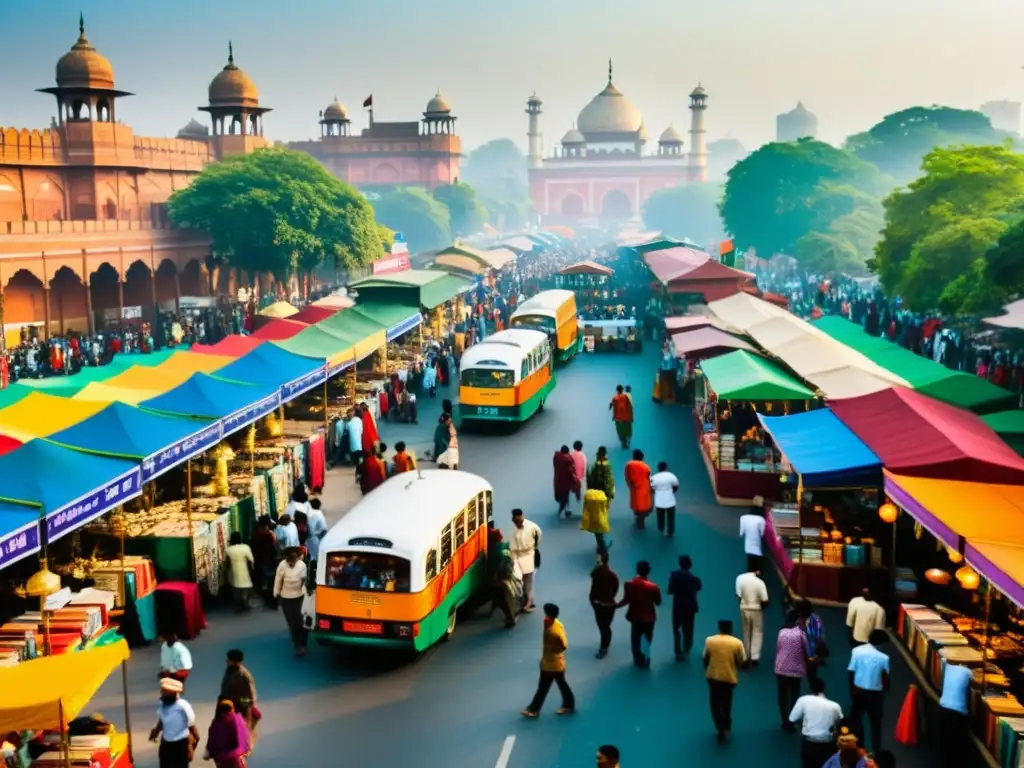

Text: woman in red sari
xmin=360 ymin=444 xmax=388 ymax=495
xmin=624 ymin=449 xmax=653 ymax=529
xmin=553 ymin=445 xmax=580 ymax=518
xmin=359 ymin=402 xmax=379 ymax=455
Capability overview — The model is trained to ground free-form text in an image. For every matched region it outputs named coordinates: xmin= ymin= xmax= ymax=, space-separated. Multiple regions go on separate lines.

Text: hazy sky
xmin=2 ymin=0 xmax=1022 ymax=155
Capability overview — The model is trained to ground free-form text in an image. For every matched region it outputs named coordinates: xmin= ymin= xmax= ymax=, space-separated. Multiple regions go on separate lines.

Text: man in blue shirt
xmin=938 ymin=661 xmax=973 ymax=768
xmin=847 ymin=628 xmax=890 ymax=752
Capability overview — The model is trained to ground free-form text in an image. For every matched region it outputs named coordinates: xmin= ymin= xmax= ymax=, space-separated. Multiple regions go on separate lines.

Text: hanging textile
xmin=308 ymin=433 xmax=326 ymax=493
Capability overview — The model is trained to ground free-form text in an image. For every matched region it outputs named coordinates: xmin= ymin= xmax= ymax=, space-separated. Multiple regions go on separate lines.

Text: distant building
xmin=706 ymin=138 xmax=748 ymax=182
xmin=981 ymin=101 xmax=1021 ymax=135
xmin=526 ymin=60 xmax=708 ymax=224
xmin=776 ymin=102 xmax=818 ymax=142
xmin=285 ymin=93 xmax=461 ymax=189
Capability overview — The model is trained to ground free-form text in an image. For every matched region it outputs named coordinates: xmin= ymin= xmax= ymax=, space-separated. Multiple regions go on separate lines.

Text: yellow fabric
xmin=73 ymin=382 xmax=168 ymax=404
xmin=435 ymin=254 xmax=487 ymax=276
xmin=0 ymin=392 xmax=109 ymax=441
xmin=154 ymin=352 xmax=235 ymax=376
xmin=970 ymin=540 xmax=1024 ymax=592
xmin=258 ymin=301 xmax=298 ymax=318
xmin=354 ymin=331 xmax=387 ymax=362
xmin=886 ymin=471 xmax=1024 ymax=544
xmin=0 ymin=639 xmax=130 ymax=732
xmin=540 ymin=618 xmax=568 ymax=672
xmin=581 ymin=489 xmax=610 ymax=534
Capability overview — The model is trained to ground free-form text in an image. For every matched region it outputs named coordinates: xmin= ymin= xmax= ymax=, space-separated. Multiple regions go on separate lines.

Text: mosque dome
xmin=176 ymin=119 xmax=209 ymax=139
xmin=425 ymin=91 xmax=452 ymax=116
xmin=690 ymin=85 xmax=707 ymax=98
xmin=659 ymin=125 xmax=684 ymax=144
xmin=788 ymin=101 xmax=814 ymax=116
xmin=208 ymin=43 xmax=259 ymax=106
xmin=56 ymin=15 xmax=115 ymax=89
xmin=561 ymin=126 xmax=586 ymax=145
xmin=323 ymin=99 xmax=349 ymax=121
xmin=577 ymin=80 xmax=643 ymax=137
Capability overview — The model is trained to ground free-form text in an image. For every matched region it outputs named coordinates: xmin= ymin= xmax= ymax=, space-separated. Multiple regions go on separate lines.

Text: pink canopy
xmin=672 ymin=327 xmax=756 ymax=359
xmin=190 ymin=335 xmax=264 ymax=356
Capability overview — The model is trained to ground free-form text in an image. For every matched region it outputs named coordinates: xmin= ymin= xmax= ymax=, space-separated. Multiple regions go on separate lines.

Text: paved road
xmin=95 ymin=349 xmax=934 ymax=767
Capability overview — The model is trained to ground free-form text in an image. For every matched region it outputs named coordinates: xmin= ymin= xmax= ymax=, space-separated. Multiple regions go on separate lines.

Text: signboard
xmin=0 ymin=522 xmax=39 ymax=570
xmin=372 ymin=253 xmax=411 ymax=275
xmin=385 ymin=313 xmax=422 ymax=342
xmin=220 ymin=392 xmax=282 ymax=437
xmin=142 ymin=421 xmax=223 ymax=482
xmin=46 ymin=469 xmax=142 ymax=542
xmin=281 ymin=367 xmax=328 ymax=401
xmin=103 ymin=306 xmax=142 ymax=322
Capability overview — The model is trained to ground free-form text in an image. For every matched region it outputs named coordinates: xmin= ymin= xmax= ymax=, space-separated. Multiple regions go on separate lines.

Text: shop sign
xmin=46 ymin=469 xmax=142 ymax=542
xmin=0 ymin=523 xmax=40 ymax=570
xmin=142 ymin=422 xmax=224 ymax=482
xmin=372 ymin=253 xmax=411 ymax=275
xmin=220 ymin=392 xmax=281 ymax=436
xmin=327 ymin=357 xmax=354 ymax=376
xmin=281 ymin=367 xmax=327 ymax=401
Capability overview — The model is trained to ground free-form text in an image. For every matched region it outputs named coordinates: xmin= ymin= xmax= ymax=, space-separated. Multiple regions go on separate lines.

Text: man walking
xmin=617 ymin=560 xmax=662 ymax=668
xmin=846 ymin=588 xmax=885 ymax=647
xmin=847 ymin=628 xmax=890 ymax=752
xmin=589 ymin=551 xmax=619 ymax=659
xmin=510 ymin=509 xmax=541 ymax=613
xmin=521 ymin=603 xmax=576 ymax=718
xmin=774 ymin=610 xmax=810 ymax=730
xmin=938 ymin=658 xmax=973 ymax=768
xmin=735 ymin=568 xmax=768 ymax=667
xmin=789 ymin=677 xmax=843 ymax=768
xmin=150 ymin=678 xmax=200 ymax=767
xmin=571 ymin=440 xmax=587 ymax=514
xmin=219 ymin=649 xmax=259 ymax=738
xmin=703 ymin=619 xmax=746 ymax=744
xmin=668 ymin=554 xmax=702 ymax=660
xmin=650 ymin=461 xmax=680 ymax=537
xmin=158 ymin=631 xmax=193 ymax=688
xmin=609 ymin=384 xmax=634 ymax=449
xmin=738 ymin=497 xmax=767 ymax=572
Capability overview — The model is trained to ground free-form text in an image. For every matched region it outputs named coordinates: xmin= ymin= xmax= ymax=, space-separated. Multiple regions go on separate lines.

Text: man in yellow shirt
xmin=703 ymin=618 xmax=747 ymax=743
xmin=521 ymin=603 xmax=576 ymax=718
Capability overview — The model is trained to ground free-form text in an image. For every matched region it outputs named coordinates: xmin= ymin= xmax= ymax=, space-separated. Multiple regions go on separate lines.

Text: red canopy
xmin=829 ymin=387 xmax=1024 ymax=484
xmin=672 ymin=327 xmax=755 ymax=359
xmin=0 ymin=435 xmax=22 ymax=457
xmin=190 ymin=335 xmax=264 ymax=356
xmin=290 ymin=305 xmax=342 ymax=325
xmin=741 ymin=284 xmax=790 ymax=308
xmin=251 ymin=319 xmax=306 ymax=341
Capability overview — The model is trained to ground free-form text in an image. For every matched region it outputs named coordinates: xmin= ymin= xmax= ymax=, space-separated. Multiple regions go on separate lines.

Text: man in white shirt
xmin=346 ymin=408 xmax=364 ymax=465
xmin=789 ymin=677 xmax=843 ymax=768
xmin=735 ymin=570 xmax=768 ymax=666
xmin=846 ymin=588 xmax=886 ymax=645
xmin=150 ymin=678 xmax=199 ymax=764
xmin=510 ymin=509 xmax=541 ymax=613
xmin=275 ymin=514 xmax=300 ymax=553
xmin=159 ymin=632 xmax=193 ymax=687
xmin=738 ymin=497 xmax=767 ymax=572
xmin=305 ymin=498 xmax=329 ymax=563
xmin=650 ymin=461 xmax=680 ymax=537
xmin=225 ymin=532 xmax=254 ymax=612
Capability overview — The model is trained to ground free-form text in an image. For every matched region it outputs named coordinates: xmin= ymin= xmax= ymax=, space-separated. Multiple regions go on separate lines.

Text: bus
xmin=458 ymin=328 xmax=555 ymax=424
xmin=314 ymin=470 xmax=493 ymax=651
xmin=510 ymin=289 xmax=581 ymax=365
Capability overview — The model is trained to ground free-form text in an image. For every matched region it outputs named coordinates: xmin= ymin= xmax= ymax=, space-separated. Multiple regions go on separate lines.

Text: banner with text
xmin=220 ymin=392 xmax=282 ymax=437
xmin=0 ymin=520 xmax=40 ymax=570
xmin=46 ymin=469 xmax=142 ymax=542
xmin=142 ymin=421 xmax=224 ymax=482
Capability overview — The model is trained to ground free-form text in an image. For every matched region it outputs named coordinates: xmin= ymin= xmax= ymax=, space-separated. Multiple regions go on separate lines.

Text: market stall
xmin=581 ymin=319 xmax=641 ymax=354
xmin=250 ymin=318 xmax=307 ymax=341
xmin=348 ymin=270 xmax=472 ymax=311
xmin=189 ymin=334 xmax=264 ymax=357
xmin=693 ymin=350 xmax=811 ymax=505
xmin=757 ymin=409 xmax=887 ymax=604
xmin=644 ymin=245 xmax=755 ymax=305
xmin=257 ymin=300 xmax=298 ymax=319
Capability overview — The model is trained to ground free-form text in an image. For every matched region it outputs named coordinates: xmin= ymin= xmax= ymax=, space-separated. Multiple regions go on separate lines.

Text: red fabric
xmin=191 ymin=336 xmax=264 ymax=356
xmin=895 ymin=684 xmax=919 ymax=745
xmin=290 ymin=306 xmax=340 ymax=325
xmin=619 ymin=577 xmax=662 ymax=623
xmin=251 ymin=319 xmax=305 ymax=341
xmin=378 ymin=391 xmax=388 ymax=416
xmin=155 ymin=581 xmax=207 ymax=640
xmin=829 ymin=386 xmax=1024 ymax=484
xmin=0 ymin=435 xmax=22 ymax=457
xmin=361 ymin=456 xmax=387 ymax=494
xmin=553 ymin=451 xmax=580 ymax=502
xmin=360 ymin=410 xmax=379 ymax=453
xmin=307 ymin=433 xmax=325 ymax=493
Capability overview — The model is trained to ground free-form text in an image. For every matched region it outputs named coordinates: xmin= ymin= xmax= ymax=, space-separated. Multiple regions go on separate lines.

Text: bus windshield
xmin=512 ymin=314 xmax=556 ymax=334
xmin=461 ymin=367 xmax=514 ymax=388
xmin=324 ymin=552 xmax=411 ymax=593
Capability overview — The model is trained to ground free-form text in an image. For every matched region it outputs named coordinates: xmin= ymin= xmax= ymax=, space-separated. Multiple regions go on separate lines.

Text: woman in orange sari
xmin=624 ymin=449 xmax=653 ymax=529
xmin=360 ymin=443 xmax=388 ymax=495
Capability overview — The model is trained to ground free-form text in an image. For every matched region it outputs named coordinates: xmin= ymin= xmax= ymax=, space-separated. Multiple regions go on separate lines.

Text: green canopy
xmin=348 ymin=269 xmax=471 ymax=309
xmin=700 ymin=350 xmax=814 ymax=401
xmin=18 ymin=349 xmax=181 ymax=397
xmin=272 ymin=325 xmax=356 ymax=367
xmin=812 ymin=316 xmax=1011 ymax=410
xmin=317 ymin=308 xmax=387 ymax=342
xmin=982 ymin=410 xmax=1024 ymax=435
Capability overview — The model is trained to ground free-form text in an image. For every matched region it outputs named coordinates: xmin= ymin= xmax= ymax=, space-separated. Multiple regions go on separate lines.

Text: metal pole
xmin=186 ymin=459 xmax=195 ymax=581
xmin=121 ymin=659 xmax=134 ymax=763
xmin=323 ymin=378 xmax=329 ymax=432
xmin=118 ymin=506 xmax=126 ymax=608
xmin=349 ymin=351 xmax=357 ymax=403
xmin=981 ymin=585 xmax=993 ymax=697
xmin=796 ymin=474 xmax=806 ymax=597
xmin=59 ymin=699 xmax=71 ymax=768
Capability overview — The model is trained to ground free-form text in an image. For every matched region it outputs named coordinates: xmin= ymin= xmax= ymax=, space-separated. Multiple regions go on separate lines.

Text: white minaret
xmin=526 ymin=92 xmax=543 ymax=169
xmin=687 ymin=84 xmax=708 ymax=182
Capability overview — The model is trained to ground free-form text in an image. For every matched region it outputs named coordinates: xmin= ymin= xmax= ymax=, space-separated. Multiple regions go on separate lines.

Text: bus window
xmin=485 ymin=490 xmax=493 ymax=524
xmin=455 ymin=511 xmax=466 ymax=548
xmin=440 ymin=524 xmax=453 ymax=568
xmin=324 ymin=552 xmax=411 ymax=593
xmin=425 ymin=547 xmax=438 ymax=582
xmin=462 ymin=368 xmax=514 ymax=388
xmin=466 ymin=497 xmax=478 ymax=536
xmin=475 ymin=493 xmax=485 ymax=529
xmin=520 ymin=360 xmax=529 ymax=379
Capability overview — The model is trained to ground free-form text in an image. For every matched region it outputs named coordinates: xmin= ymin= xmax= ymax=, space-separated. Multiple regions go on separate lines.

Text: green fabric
xmin=316 ymin=308 xmax=387 ymax=342
xmin=619 ymin=239 xmax=681 ymax=255
xmin=419 ymin=274 xmax=473 ymax=309
xmin=273 ymin=324 xmax=352 ymax=359
xmin=982 ymin=410 xmax=1024 ymax=435
xmin=0 ymin=384 xmax=33 ymax=409
xmin=700 ymin=350 xmax=814 ymax=401
xmin=349 ymin=302 xmax=419 ymax=330
xmin=349 ymin=269 xmax=470 ymax=309
xmin=812 ymin=316 xmax=1011 ymax=409
xmin=15 ymin=349 xmax=181 ymax=399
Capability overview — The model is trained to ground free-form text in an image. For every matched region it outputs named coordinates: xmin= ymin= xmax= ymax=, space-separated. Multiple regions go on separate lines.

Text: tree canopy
xmin=845 ymin=106 xmax=1009 ymax=187
xmin=167 ymin=148 xmax=385 ymax=286
xmin=461 ymin=139 xmax=534 ymax=232
xmin=642 ymin=183 xmax=725 ymax=247
xmin=720 ymin=138 xmax=887 ymax=269
xmin=371 ymin=187 xmax=452 ymax=253
xmin=873 ymin=144 xmax=1024 ymax=313
xmin=432 ymin=182 xmax=488 ymax=237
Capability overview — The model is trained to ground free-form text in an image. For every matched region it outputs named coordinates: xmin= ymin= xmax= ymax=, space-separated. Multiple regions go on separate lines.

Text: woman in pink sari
xmin=204 ymin=699 xmax=251 ymax=768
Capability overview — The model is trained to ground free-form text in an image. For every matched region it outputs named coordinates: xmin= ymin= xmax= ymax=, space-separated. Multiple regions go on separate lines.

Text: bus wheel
xmin=443 ymin=608 xmax=457 ymax=640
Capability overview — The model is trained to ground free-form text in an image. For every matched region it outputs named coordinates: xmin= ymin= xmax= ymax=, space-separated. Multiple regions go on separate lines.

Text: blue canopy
xmin=47 ymin=402 xmax=223 ymax=483
xmin=214 ymin=344 xmax=326 ymax=402
xmin=0 ymin=441 xmax=141 ymax=543
xmin=0 ymin=501 xmax=42 ymax=570
xmin=140 ymin=373 xmax=280 ymax=436
xmin=757 ymin=409 xmax=883 ymax=488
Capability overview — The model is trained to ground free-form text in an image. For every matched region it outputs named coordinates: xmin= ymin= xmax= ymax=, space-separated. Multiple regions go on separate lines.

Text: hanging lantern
xmin=956 ymin=566 xmax=980 ymax=590
xmin=947 ymin=547 xmax=964 ymax=565
xmin=779 ymin=474 xmax=789 ymax=484
xmin=925 ymin=568 xmax=953 ymax=586
xmin=914 ymin=522 xmax=923 ymax=540
xmin=878 ymin=502 xmax=898 ymax=524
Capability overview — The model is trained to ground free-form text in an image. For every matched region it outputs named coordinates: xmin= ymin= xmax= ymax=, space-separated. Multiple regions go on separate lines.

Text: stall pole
xmin=121 ymin=659 xmax=134 ymax=762
xmin=59 ymin=699 xmax=71 ymax=768
xmin=348 ymin=351 xmax=357 ymax=403
xmin=118 ymin=506 xmax=126 ymax=608
xmin=381 ymin=339 xmax=388 ymax=376
xmin=322 ymin=378 xmax=329 ymax=432
xmin=417 ymin=323 xmax=423 ymax=358
xmin=41 ymin=595 xmax=52 ymax=657
xmin=981 ymin=585 xmax=993 ymax=697
xmin=186 ymin=459 xmax=196 ymax=581
xmin=890 ymin=513 xmax=898 ymax=585
xmin=796 ymin=474 xmax=806 ymax=597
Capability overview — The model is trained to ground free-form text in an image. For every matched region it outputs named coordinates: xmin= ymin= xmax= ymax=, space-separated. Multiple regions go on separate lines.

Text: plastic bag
xmin=300 ymin=591 xmax=316 ymax=631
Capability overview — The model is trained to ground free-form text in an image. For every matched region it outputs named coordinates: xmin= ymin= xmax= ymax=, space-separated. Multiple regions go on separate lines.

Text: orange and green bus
xmin=510 ymin=289 xmax=581 ymax=365
xmin=314 ymin=470 xmax=493 ymax=651
xmin=458 ymin=328 xmax=555 ymax=424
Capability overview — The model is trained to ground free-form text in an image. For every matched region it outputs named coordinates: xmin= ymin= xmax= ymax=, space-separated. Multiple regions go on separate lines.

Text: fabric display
xmin=250 ymin=475 xmax=269 ymax=518
xmin=307 ymin=432 xmax=326 ymax=492
xmin=154 ymin=581 xmax=206 ymax=640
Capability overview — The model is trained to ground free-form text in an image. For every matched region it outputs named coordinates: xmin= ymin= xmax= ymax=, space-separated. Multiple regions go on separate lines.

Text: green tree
xmin=372 ymin=187 xmax=452 ymax=253
xmin=845 ymin=106 xmax=1008 ymax=186
xmin=168 ymin=148 xmax=384 ymax=293
xmin=720 ymin=138 xmax=887 ymax=258
xmin=872 ymin=144 xmax=1024 ymax=305
xmin=642 ymin=183 xmax=725 ymax=247
xmin=432 ymin=182 xmax=488 ymax=236
xmin=461 ymin=139 xmax=534 ymax=232
xmin=794 ymin=231 xmax=864 ymax=275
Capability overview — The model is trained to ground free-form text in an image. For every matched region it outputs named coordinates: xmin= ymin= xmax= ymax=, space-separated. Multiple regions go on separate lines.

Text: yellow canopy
xmin=0 ymin=639 xmax=129 ymax=732
xmin=73 ymin=382 xmax=169 ymax=405
xmin=154 ymin=352 xmax=235 ymax=377
xmin=258 ymin=301 xmax=298 ymax=318
xmin=0 ymin=392 xmax=109 ymax=441
xmin=99 ymin=365 xmax=193 ymax=393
